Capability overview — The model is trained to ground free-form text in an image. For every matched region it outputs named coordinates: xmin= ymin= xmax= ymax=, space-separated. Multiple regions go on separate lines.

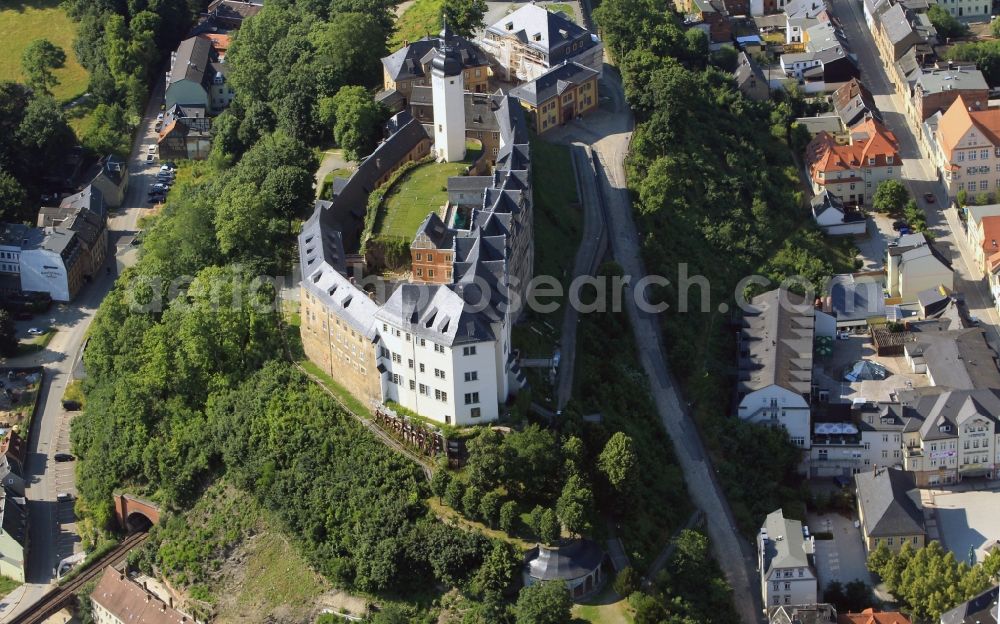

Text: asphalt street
xmin=0 ymin=76 xmax=166 ymax=622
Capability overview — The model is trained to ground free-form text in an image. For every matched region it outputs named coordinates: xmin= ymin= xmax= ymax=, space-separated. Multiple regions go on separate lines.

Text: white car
xmin=27 ymin=327 xmax=46 ymax=336
xmin=159 ymin=164 xmax=174 ymax=172
xmin=146 ymin=144 xmax=156 ymax=154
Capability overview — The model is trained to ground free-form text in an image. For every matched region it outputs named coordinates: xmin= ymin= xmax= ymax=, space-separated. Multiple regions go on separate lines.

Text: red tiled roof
xmin=838 ymin=608 xmax=912 ymax=624
xmin=91 ymin=567 xmax=192 ymax=624
xmin=805 ymin=118 xmax=899 ymax=182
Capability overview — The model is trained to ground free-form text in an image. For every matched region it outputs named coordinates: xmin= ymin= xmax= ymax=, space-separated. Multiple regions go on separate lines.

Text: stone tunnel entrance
xmin=113 ymin=494 xmax=161 ymax=533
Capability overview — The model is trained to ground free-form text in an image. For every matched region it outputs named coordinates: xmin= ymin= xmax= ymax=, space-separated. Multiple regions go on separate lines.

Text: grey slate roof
xmin=811 ymin=190 xmax=846 ymax=219
xmin=761 ymin=509 xmax=813 ymax=576
xmin=525 ymin=539 xmax=604 ymax=582
xmin=485 ymin=4 xmax=595 ymax=62
xmin=915 ymin=68 xmax=988 ymax=96
xmin=896 ymin=389 xmax=1000 ymax=441
xmin=381 ymin=36 xmax=485 ymax=83
xmin=910 ymin=328 xmax=1000 ymax=391
xmin=415 ymin=212 xmax=454 ymax=250
xmin=833 ymin=78 xmax=880 ymax=127
xmin=375 ymin=282 xmax=498 ymax=346
xmin=169 ymin=36 xmax=213 ymax=88
xmin=854 ymin=468 xmax=924 ymax=538
xmin=739 ymin=289 xmax=815 ymax=396
xmin=829 ymin=274 xmax=885 ymax=323
xmin=508 ymin=61 xmax=598 ymax=107
xmin=0 ymin=490 xmax=27 ymax=548
xmin=940 ymin=585 xmax=999 ymax=624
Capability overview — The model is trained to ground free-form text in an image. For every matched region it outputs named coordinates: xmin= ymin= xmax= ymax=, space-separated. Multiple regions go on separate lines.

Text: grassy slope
xmin=390 ymin=0 xmax=443 ymax=50
xmin=0 ymin=0 xmax=89 ymax=102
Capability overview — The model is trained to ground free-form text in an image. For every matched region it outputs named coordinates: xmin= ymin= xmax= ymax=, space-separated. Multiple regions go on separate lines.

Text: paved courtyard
xmin=807 ymin=512 xmax=873 ymax=592
xmin=930 ymin=488 xmax=1000 ymax=563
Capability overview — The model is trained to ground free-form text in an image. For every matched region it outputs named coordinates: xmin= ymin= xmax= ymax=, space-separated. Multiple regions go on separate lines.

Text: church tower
xmin=431 ymin=19 xmax=466 ymax=162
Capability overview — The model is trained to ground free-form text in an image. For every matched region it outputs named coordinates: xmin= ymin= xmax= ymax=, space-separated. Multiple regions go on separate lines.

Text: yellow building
xmin=508 ymin=62 xmax=599 ymax=134
xmin=854 ymin=467 xmax=926 ymax=553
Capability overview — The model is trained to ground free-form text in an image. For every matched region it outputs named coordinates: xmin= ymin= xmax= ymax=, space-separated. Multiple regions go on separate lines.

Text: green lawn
xmin=0 ymin=0 xmax=89 ymax=102
xmin=572 ymin=587 xmax=633 ymax=624
xmin=530 ymin=138 xmax=581 ymax=284
xmin=390 ymin=0 xmax=444 ymax=50
xmin=18 ymin=328 xmax=56 ymax=355
xmin=375 ymin=146 xmax=480 ymax=239
xmin=0 ymin=575 xmax=19 ymax=598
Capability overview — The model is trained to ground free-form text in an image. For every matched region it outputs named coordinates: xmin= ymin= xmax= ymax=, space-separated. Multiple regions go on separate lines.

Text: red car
xmin=924 ymin=192 xmax=936 ymax=203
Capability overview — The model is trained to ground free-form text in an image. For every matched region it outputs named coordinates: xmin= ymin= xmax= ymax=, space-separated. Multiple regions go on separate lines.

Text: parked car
xmin=56 ymin=492 xmax=74 ymax=502
xmin=969 ymin=315 xmax=981 ymax=326
xmin=159 ymin=164 xmax=174 ymax=172
xmin=892 ymin=220 xmax=908 ymax=231
xmin=145 ymin=154 xmax=154 ymax=162
xmin=161 ymin=161 xmax=177 ymax=169
xmin=156 ymin=173 xmax=174 ymax=182
xmin=62 ymin=400 xmax=81 ymax=411
xmin=156 ymin=112 xmax=164 ymax=121
xmin=146 ymin=144 xmax=156 ymax=154
xmin=887 ymin=241 xmax=899 ymax=248
xmin=54 ymin=453 xmax=75 ymax=462
xmin=837 ymin=331 xmax=851 ymax=340
xmin=26 ymin=327 xmax=46 ymax=336
xmin=923 ymin=192 xmax=936 ymax=203
xmin=150 ymin=182 xmax=170 ymax=191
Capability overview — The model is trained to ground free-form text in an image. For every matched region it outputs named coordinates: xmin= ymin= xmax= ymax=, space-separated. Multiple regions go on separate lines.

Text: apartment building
xmin=478 ymin=4 xmax=603 ymax=82
xmin=165 ymin=35 xmax=233 ymax=113
xmin=758 ymin=509 xmax=818 ymax=610
xmin=909 ymin=66 xmax=988 ymax=140
xmin=91 ymin=567 xmax=195 ymax=624
xmin=897 ymin=389 xmax=1000 ymax=486
xmin=508 ymin=61 xmax=599 ymax=134
xmin=885 ymin=232 xmax=953 ymax=303
xmin=380 ymin=35 xmax=491 ymax=103
xmin=809 ymin=402 xmax=906 ymax=478
xmin=925 ymin=96 xmax=1000 ymax=199
xmin=805 ymin=117 xmax=900 ymax=207
xmin=864 ymin=0 xmax=937 ymax=95
xmin=737 ymin=289 xmax=815 ymax=449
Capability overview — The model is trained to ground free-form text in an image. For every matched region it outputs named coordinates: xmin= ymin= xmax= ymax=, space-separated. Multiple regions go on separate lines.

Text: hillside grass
xmin=0 ymin=0 xmax=89 ymax=102
xmin=391 ymin=0 xmax=444 ymax=50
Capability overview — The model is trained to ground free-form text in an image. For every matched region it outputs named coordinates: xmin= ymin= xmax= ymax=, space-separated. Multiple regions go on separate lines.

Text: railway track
xmin=9 ymin=532 xmax=149 ymax=624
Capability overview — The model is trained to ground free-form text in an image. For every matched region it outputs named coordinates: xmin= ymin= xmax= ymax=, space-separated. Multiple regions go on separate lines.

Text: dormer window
xmin=505 ymin=21 xmax=513 ymax=30
xmin=887 ymin=156 xmax=893 ymax=164
xmin=868 ymin=157 xmax=876 ymax=165
xmin=533 ymin=32 xmax=542 ymax=41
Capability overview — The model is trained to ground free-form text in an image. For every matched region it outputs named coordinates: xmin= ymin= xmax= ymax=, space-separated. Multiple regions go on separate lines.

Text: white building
xmin=738 ymin=289 xmax=815 ymax=449
xmin=885 ymin=233 xmax=953 ymax=303
xmin=811 ymin=191 xmax=867 ymax=235
xmin=375 ymin=284 xmax=509 ymax=425
xmin=431 ymin=24 xmax=467 ymax=163
xmin=758 ymin=509 xmax=818 ymax=611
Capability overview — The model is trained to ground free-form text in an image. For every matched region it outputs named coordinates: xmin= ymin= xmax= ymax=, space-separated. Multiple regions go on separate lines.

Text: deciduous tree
xmin=514 ymin=581 xmax=572 ymax=624
xmin=21 ymin=39 xmax=66 ymax=94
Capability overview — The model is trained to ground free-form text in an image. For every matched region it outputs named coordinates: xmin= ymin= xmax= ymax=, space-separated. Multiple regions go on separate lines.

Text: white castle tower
xmin=431 ymin=19 xmax=466 ymax=162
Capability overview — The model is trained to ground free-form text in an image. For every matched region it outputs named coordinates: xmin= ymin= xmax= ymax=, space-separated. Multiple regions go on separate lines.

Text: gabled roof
xmin=381 ymin=35 xmax=485 ymax=83
xmin=911 ymin=329 xmax=1000 ymax=391
xmin=739 ymin=289 xmax=815 ymax=396
xmin=837 ymin=608 xmax=912 ymax=624
xmin=760 ymin=509 xmax=814 ymax=575
xmin=771 ymin=604 xmax=838 ymax=624
xmin=853 ymin=468 xmax=924 ymax=538
xmin=938 ymin=96 xmax=1000 ymax=158
xmin=485 ymin=4 xmax=592 ymax=57
xmin=833 ymin=78 xmax=880 ymax=127
xmin=168 ymin=36 xmax=213 ymax=88
xmin=0 ymin=489 xmax=27 ymax=548
xmin=508 ymin=61 xmax=598 ymax=107
xmin=91 ymin=567 xmax=193 ymax=624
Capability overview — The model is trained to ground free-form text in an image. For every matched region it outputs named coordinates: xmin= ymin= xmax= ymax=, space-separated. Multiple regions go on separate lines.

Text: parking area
xmin=928 ymin=488 xmax=1000 ymax=563
xmin=807 ymin=512 xmax=873 ymax=591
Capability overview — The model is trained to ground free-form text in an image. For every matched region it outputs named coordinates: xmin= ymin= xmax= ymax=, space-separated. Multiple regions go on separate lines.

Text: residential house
xmin=19 ymin=227 xmax=85 ymax=302
xmin=478 ymin=4 xmax=603 ymax=82
xmin=758 ymin=509 xmax=818 ymax=610
xmin=939 ymin=585 xmax=998 ymax=624
xmin=203 ymin=0 xmax=263 ymax=30
xmin=839 ymin=608 xmax=912 ymax=623
xmin=785 ymin=0 xmax=829 ymax=44
xmin=380 ymin=35 xmax=490 ymax=104
xmin=895 ymin=388 xmax=1000 ymax=486
xmin=833 ymin=78 xmax=881 ymax=129
xmin=812 ymin=190 xmax=867 ymax=235
xmin=927 ymin=98 xmax=1000 ymax=199
xmin=86 ymin=155 xmax=128 ymax=208
xmin=780 ymin=20 xmax=858 ymax=94
xmin=681 ymin=0 xmax=734 ymax=44
xmin=805 ymin=117 xmax=900 ymax=207
xmin=37 ymin=184 xmax=108 ymax=281
xmin=866 ymin=0 xmax=937 ymax=95
xmin=966 ymin=204 xmax=1000 ymax=272
xmin=508 ymin=62 xmax=599 ymax=134
xmin=735 ymin=51 xmax=771 ymax=101
xmin=885 ymin=232 xmax=953 ymax=303
xmin=809 ymin=400 xmax=905 ymax=477
xmin=0 ymin=489 xmax=26 ymax=583
xmin=737 ymin=289 xmax=814 ymax=449
xmin=771 ymin=604 xmax=838 ymax=624
xmin=854 ymin=467 xmax=926 ymax=553
xmin=909 ymin=67 xmax=988 ymax=140
xmin=91 ymin=566 xmax=196 ymax=624
xmin=937 ymin=0 xmax=991 ymax=18
xmin=165 ymin=35 xmax=233 ymax=113
xmin=157 ymin=104 xmax=213 ymax=161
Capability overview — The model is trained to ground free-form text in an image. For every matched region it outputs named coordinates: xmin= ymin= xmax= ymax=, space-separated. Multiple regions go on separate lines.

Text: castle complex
xmin=298 ymin=17 xmax=584 ymax=425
